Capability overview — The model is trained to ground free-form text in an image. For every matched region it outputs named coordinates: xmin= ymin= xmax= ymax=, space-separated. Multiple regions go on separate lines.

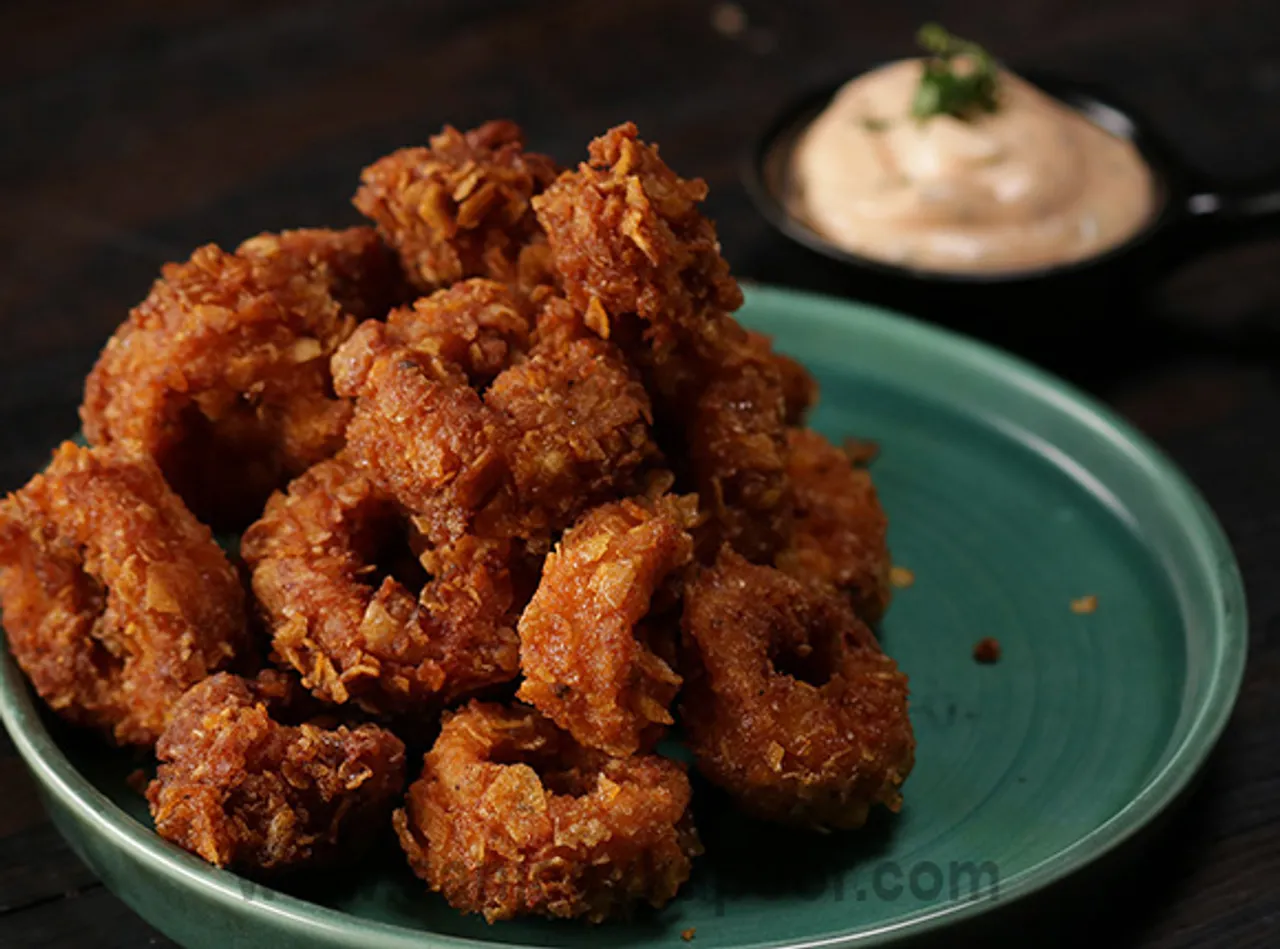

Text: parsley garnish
xmin=911 ymin=23 xmax=999 ymax=121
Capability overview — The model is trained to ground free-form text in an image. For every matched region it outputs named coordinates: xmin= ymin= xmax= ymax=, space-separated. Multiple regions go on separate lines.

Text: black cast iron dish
xmin=745 ymin=73 xmax=1280 ymax=317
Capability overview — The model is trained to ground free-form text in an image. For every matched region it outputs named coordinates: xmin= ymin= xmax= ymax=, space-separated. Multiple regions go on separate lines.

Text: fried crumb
xmin=126 ymin=768 xmax=149 ymax=794
xmin=889 ymin=565 xmax=915 ymax=589
xmin=1070 ymin=594 xmax=1098 ymax=614
xmin=682 ymin=927 xmax=697 ymax=942
xmin=842 ymin=437 xmax=879 ymax=466
xmin=710 ymin=3 xmax=746 ymax=36
xmin=973 ymin=637 xmax=1001 ymax=664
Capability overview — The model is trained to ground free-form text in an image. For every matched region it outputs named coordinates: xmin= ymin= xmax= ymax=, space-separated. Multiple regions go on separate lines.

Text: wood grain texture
xmin=1 ymin=1 xmax=1278 ymax=946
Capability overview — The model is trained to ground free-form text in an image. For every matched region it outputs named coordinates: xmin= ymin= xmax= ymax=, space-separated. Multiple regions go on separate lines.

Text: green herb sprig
xmin=911 ymin=23 xmax=999 ymax=121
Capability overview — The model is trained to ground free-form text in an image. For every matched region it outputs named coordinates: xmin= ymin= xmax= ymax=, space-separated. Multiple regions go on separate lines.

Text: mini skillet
xmin=745 ymin=74 xmax=1280 ymax=300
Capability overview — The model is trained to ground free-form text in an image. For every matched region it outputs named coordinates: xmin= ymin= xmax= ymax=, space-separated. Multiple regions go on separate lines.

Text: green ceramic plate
xmin=0 ymin=286 xmax=1246 ymax=949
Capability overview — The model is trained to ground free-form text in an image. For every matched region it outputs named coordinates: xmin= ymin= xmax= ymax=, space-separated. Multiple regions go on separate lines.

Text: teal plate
xmin=0 ymin=286 xmax=1247 ymax=948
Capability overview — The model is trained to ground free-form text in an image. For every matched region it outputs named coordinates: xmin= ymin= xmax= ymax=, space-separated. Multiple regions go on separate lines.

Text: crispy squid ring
xmin=687 ymin=320 xmax=793 ymax=564
xmin=80 ymin=227 xmax=405 ymax=528
xmin=516 ymin=495 xmax=696 ymax=756
xmin=681 ymin=551 xmax=915 ymax=830
xmin=0 ymin=442 xmax=251 ymax=746
xmin=240 ymin=457 xmax=521 ymax=717
xmin=480 ymin=335 xmax=661 ymax=549
xmin=331 ymin=320 xmax=513 ymax=545
xmin=148 ymin=672 xmax=405 ymax=873
xmin=533 ymin=125 xmax=791 ymax=564
xmin=776 ymin=427 xmax=892 ymax=623
xmin=394 ymin=700 xmax=700 ymax=922
xmin=531 ymin=122 xmax=742 ymax=348
xmin=745 ymin=331 xmax=818 ymax=426
xmin=383 ymin=278 xmax=532 ymax=388
xmin=354 ymin=120 xmax=560 ymax=294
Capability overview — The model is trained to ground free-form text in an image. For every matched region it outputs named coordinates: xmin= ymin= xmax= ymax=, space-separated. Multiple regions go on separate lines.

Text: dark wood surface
xmin=2 ymin=1 xmax=1279 ymax=946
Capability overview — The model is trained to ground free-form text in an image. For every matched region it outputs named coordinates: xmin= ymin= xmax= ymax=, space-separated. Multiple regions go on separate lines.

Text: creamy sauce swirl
xmin=789 ymin=60 xmax=1158 ymax=273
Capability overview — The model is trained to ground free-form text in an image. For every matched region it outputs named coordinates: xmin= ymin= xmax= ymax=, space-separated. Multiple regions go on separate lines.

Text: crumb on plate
xmin=972 ymin=637 xmax=1000 ymax=664
xmin=1070 ymin=594 xmax=1098 ymax=614
xmin=889 ymin=565 xmax=915 ymax=589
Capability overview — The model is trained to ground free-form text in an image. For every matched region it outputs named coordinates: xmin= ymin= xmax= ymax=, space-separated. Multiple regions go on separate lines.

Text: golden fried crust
xmin=80 ymin=227 xmax=404 ymax=528
xmin=687 ymin=322 xmax=793 ymax=564
xmin=240 ymin=457 xmax=521 ymax=717
xmin=385 ymin=279 xmax=532 ymax=387
xmin=148 ymin=673 xmax=405 ymax=873
xmin=681 ymin=552 xmax=914 ymax=830
xmin=516 ymin=496 xmax=696 ymax=756
xmin=531 ymin=125 xmax=789 ymax=564
xmin=394 ymin=701 xmax=700 ymax=922
xmin=332 ymin=321 xmax=513 ymax=544
xmin=0 ymin=443 xmax=250 ymax=746
xmin=481 ymin=336 xmax=660 ymax=546
xmin=236 ymin=226 xmax=408 ymax=321
xmin=776 ymin=428 xmax=892 ymax=623
xmin=745 ymin=332 xmax=818 ymax=426
xmin=355 ymin=121 xmax=560 ymax=293
xmin=532 ymin=122 xmax=742 ymax=349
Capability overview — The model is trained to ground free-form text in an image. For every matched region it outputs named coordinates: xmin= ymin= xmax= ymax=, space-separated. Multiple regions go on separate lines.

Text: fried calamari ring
xmin=237 ymin=227 xmax=409 ymax=321
xmin=686 ymin=321 xmax=793 ymax=563
xmin=516 ymin=496 xmax=696 ymax=756
xmin=681 ymin=551 xmax=914 ymax=829
xmin=532 ymin=122 xmax=742 ymax=351
xmin=148 ymin=672 xmax=405 ymax=873
xmin=533 ymin=124 xmax=790 ymax=563
xmin=745 ymin=331 xmax=818 ymax=425
xmin=80 ymin=226 xmax=404 ymax=527
xmin=776 ymin=428 xmax=892 ymax=623
xmin=0 ymin=443 xmax=250 ymax=746
xmin=241 ymin=457 xmax=522 ymax=717
xmin=355 ymin=120 xmax=560 ymax=293
xmin=394 ymin=700 xmax=700 ymax=922
xmin=331 ymin=320 xmax=513 ymax=545
xmin=335 ymin=303 xmax=659 ymax=551
xmin=480 ymin=335 xmax=660 ymax=547
xmin=383 ymin=278 xmax=532 ymax=388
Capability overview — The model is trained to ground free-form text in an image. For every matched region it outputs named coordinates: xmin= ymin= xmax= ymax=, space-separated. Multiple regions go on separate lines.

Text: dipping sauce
xmin=789 ymin=59 xmax=1158 ymax=273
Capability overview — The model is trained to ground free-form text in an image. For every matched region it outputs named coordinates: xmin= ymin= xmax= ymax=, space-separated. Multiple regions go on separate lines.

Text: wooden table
xmin=1 ymin=1 xmax=1278 ymax=946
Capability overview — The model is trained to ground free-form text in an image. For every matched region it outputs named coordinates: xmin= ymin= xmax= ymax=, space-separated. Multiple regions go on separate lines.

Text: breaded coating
xmin=688 ymin=322 xmax=793 ymax=563
xmin=0 ymin=443 xmax=250 ymax=746
xmin=528 ymin=293 xmax=597 ymax=351
xmin=80 ymin=227 xmax=404 ymax=527
xmin=237 ymin=227 xmax=408 ymax=321
xmin=355 ymin=120 xmax=560 ymax=293
xmin=776 ymin=428 xmax=892 ymax=623
xmin=517 ymin=496 xmax=696 ymax=756
xmin=746 ymin=331 xmax=818 ymax=425
xmin=240 ymin=457 xmax=522 ymax=717
xmin=481 ymin=336 xmax=660 ymax=546
xmin=148 ymin=672 xmax=405 ymax=873
xmin=532 ymin=122 xmax=742 ymax=349
xmin=384 ymin=278 xmax=532 ymax=388
xmin=681 ymin=552 xmax=914 ymax=829
xmin=394 ymin=701 xmax=700 ymax=922
xmin=332 ymin=321 xmax=513 ymax=544
xmin=533 ymin=125 xmax=790 ymax=562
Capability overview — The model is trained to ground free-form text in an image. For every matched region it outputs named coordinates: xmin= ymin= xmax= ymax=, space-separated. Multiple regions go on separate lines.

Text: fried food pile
xmin=0 ymin=120 xmax=913 ymax=923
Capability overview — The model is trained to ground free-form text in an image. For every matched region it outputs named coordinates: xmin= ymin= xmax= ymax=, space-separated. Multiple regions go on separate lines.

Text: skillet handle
xmin=1183 ymin=177 xmax=1280 ymax=250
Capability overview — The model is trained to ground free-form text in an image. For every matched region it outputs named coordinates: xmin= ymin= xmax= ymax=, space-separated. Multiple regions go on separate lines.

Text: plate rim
xmin=0 ymin=284 xmax=1248 ymax=949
